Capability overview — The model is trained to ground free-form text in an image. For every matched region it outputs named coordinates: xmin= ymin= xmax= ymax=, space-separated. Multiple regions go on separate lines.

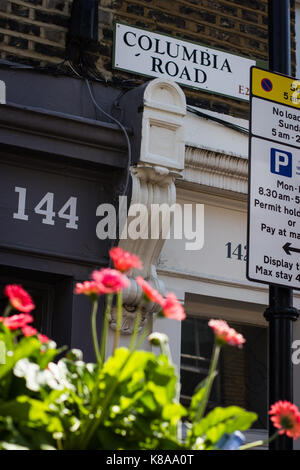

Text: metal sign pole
xmin=265 ymin=0 xmax=299 ymax=450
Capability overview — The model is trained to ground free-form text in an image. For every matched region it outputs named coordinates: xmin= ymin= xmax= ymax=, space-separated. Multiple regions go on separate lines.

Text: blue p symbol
xmin=270 ymin=148 xmax=292 ymax=177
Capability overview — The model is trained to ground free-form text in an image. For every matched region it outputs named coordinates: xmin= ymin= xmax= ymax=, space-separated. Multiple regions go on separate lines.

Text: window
xmin=180 ymin=316 xmax=268 ymax=429
xmin=0 ymin=266 xmax=56 ymax=337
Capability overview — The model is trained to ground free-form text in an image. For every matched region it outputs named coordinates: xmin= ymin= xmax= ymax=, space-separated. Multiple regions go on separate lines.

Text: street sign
xmin=251 ymin=67 xmax=300 ymax=107
xmin=113 ymin=22 xmax=257 ymax=102
xmin=251 ymin=97 xmax=300 ymax=145
xmin=247 ymin=67 xmax=300 ymax=289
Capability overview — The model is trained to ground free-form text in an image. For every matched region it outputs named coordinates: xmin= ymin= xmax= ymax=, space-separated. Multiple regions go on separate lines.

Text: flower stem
xmin=129 ymin=309 xmax=141 ymax=351
xmin=238 ymin=431 xmax=279 ymax=450
xmin=3 ymin=304 xmax=12 ymax=318
xmin=100 ymin=294 xmax=113 ymax=367
xmin=195 ymin=341 xmax=221 ymax=422
xmin=56 ymin=437 xmax=63 ymax=450
xmin=80 ymin=348 xmax=134 ymax=449
xmin=136 ymin=323 xmax=151 ymax=350
xmin=91 ymin=300 xmax=101 ymax=365
xmin=160 ymin=340 xmax=173 ymax=364
xmin=112 ymin=291 xmax=122 ymax=354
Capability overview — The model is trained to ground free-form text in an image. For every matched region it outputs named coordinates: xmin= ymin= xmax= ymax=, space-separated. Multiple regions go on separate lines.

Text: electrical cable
xmin=67 ymin=59 xmax=83 ymax=79
xmin=187 ymin=104 xmax=249 ymax=135
xmin=85 ymin=78 xmax=132 ymax=258
xmin=0 ymin=57 xmax=138 ymax=89
xmin=85 ymin=78 xmax=131 ymax=197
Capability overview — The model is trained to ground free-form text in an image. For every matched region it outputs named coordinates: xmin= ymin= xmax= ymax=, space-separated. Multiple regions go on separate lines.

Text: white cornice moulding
xmin=183 ymin=146 xmax=248 ymax=194
xmin=176 ymin=187 xmax=247 ymax=212
xmin=157 ymin=266 xmax=268 ymax=293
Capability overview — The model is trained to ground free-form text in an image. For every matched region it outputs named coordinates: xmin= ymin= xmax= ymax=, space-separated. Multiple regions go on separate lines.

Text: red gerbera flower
xmin=91 ymin=268 xmax=130 ymax=294
xmin=4 ymin=285 xmax=35 ymax=313
xmin=269 ymin=401 xmax=300 ymax=439
xmin=136 ymin=276 xmax=164 ymax=306
xmin=208 ymin=319 xmax=245 ymax=348
xmin=109 ymin=247 xmax=143 ymax=273
xmin=0 ymin=313 xmax=34 ymax=330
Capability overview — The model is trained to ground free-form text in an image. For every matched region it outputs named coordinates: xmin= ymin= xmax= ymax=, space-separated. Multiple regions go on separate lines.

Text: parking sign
xmin=270 ymin=148 xmax=293 ymax=177
xmin=247 ymin=67 xmax=300 ymax=289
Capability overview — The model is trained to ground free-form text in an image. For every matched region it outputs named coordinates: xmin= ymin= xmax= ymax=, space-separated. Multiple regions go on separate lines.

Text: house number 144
xmin=13 ymin=187 xmax=79 ymax=229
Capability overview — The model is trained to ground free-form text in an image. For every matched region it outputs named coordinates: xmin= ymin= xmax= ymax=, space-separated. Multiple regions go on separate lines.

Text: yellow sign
xmin=251 ymin=67 xmax=300 ymax=108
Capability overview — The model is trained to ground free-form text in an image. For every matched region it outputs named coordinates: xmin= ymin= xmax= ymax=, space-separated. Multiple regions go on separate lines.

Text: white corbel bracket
xmin=110 ymin=78 xmax=186 ymax=335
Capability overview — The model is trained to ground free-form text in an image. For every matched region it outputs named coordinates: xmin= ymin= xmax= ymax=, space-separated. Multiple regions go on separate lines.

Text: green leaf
xmin=162 ymin=403 xmax=187 ymax=423
xmin=139 ymin=390 xmax=157 ymax=413
xmin=101 ymin=348 xmax=131 ymax=378
xmin=0 ymin=336 xmax=41 ymax=381
xmin=145 ymin=355 xmax=178 ymax=403
xmin=34 ymin=347 xmax=61 ymax=370
xmin=0 ymin=395 xmax=63 ymax=434
xmin=189 ymin=406 xmax=257 ymax=449
xmin=0 ymin=326 xmax=14 ymax=351
xmin=189 ymin=372 xmax=218 ymax=420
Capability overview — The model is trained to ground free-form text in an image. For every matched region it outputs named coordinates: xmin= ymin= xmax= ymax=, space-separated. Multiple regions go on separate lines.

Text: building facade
xmin=0 ymin=0 xmax=300 ymax=448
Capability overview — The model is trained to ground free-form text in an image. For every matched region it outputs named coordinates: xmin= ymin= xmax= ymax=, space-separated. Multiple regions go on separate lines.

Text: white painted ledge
xmin=184 ymin=107 xmax=249 ymax=160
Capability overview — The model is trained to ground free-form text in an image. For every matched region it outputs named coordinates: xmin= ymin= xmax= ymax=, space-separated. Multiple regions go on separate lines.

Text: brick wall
xmin=0 ymin=1 xmax=70 ymax=66
xmin=222 ymin=345 xmax=247 ymax=408
xmin=0 ymin=0 xmax=296 ymax=118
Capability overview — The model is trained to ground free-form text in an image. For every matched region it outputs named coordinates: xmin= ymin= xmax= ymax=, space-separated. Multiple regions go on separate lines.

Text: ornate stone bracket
xmin=109 ymin=304 xmax=147 ymax=336
xmin=109 ymin=78 xmax=186 ymax=335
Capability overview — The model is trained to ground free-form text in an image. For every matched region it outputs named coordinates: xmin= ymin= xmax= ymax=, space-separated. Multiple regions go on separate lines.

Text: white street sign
xmin=114 ymin=22 xmax=256 ymax=101
xmin=251 ymin=97 xmax=300 ymax=145
xmin=247 ymin=67 xmax=300 ymax=289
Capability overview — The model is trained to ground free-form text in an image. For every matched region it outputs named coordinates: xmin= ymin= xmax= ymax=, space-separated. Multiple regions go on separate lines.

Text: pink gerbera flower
xmin=4 ymin=285 xmax=35 ymax=313
xmin=0 ymin=313 xmax=34 ymax=330
xmin=109 ymin=247 xmax=143 ymax=273
xmin=269 ymin=401 xmax=300 ymax=439
xmin=22 ymin=325 xmax=38 ymax=337
xmin=75 ymin=281 xmax=100 ymax=298
xmin=161 ymin=293 xmax=186 ymax=321
xmin=91 ymin=268 xmax=130 ymax=294
xmin=208 ymin=319 xmax=245 ymax=348
xmin=136 ymin=276 xmax=164 ymax=306
xmin=21 ymin=324 xmax=50 ymax=344
xmin=38 ymin=333 xmax=50 ymax=344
